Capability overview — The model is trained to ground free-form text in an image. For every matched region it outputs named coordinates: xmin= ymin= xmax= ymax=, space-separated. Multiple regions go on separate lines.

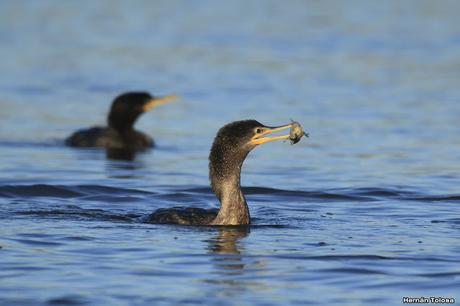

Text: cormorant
xmin=65 ymin=92 xmax=176 ymax=149
xmin=145 ymin=119 xmax=307 ymax=225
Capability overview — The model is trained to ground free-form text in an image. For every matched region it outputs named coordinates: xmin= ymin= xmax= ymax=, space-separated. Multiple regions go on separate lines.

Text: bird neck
xmin=212 ymin=173 xmax=250 ymax=226
xmin=210 ymin=149 xmax=250 ymax=225
xmin=108 ymin=113 xmax=136 ymax=134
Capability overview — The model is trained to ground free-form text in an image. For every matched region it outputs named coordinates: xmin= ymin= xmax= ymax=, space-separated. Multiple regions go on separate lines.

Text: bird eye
xmin=255 ymin=128 xmax=262 ymax=134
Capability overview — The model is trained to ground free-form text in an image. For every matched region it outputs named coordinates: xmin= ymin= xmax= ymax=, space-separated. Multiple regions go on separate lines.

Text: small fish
xmin=289 ymin=121 xmax=308 ymax=145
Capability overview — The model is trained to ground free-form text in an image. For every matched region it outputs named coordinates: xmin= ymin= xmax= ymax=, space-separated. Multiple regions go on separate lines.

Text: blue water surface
xmin=0 ymin=1 xmax=459 ymax=305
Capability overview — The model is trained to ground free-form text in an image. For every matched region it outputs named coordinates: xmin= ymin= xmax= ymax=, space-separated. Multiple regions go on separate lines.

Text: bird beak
xmin=143 ymin=94 xmax=178 ymax=111
xmin=251 ymin=123 xmax=293 ymax=145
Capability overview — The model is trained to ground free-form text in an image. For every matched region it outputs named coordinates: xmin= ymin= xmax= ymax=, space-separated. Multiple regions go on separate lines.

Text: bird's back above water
xmin=145 ymin=207 xmax=218 ymax=225
xmin=65 ymin=126 xmax=153 ymax=149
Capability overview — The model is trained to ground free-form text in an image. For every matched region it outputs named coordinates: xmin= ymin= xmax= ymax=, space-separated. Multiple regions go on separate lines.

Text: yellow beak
xmin=143 ymin=94 xmax=178 ymax=111
xmin=251 ymin=123 xmax=293 ymax=145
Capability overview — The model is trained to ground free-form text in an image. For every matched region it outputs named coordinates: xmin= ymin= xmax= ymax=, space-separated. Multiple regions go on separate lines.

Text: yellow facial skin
xmin=143 ymin=94 xmax=178 ymax=111
xmin=250 ymin=123 xmax=293 ymax=145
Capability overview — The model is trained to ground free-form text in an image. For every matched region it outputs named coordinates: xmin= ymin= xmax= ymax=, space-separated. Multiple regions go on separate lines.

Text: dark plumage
xmin=65 ymin=92 xmax=176 ymax=150
xmin=145 ymin=120 xmax=307 ymax=226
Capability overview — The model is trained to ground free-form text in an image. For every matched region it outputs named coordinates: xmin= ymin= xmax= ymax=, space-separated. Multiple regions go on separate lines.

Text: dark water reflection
xmin=105 ymin=153 xmax=148 ymax=180
xmin=105 ymin=148 xmax=139 ymax=161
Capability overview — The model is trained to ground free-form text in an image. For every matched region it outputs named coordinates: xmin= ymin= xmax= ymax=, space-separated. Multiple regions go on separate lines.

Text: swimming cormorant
xmin=145 ymin=120 xmax=307 ymax=225
xmin=65 ymin=92 xmax=176 ymax=149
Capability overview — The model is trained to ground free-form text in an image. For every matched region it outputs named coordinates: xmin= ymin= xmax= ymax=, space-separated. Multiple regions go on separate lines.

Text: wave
xmin=1 ymin=184 xmax=460 ymax=204
xmin=266 ymin=254 xmax=459 ymax=263
xmin=0 ymin=184 xmax=153 ymax=198
xmin=0 ymin=140 xmax=63 ymax=148
xmin=15 ymin=205 xmax=139 ymax=222
xmin=184 ymin=186 xmax=460 ymax=202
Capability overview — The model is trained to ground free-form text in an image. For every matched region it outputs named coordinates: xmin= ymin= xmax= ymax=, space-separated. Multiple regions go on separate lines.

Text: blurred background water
xmin=0 ymin=1 xmax=459 ymax=305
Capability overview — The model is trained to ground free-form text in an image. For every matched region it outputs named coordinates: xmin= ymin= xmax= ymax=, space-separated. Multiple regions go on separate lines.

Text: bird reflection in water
xmin=203 ymin=227 xmax=266 ymax=297
xmin=208 ymin=226 xmax=249 ymax=280
xmin=209 ymin=226 xmax=249 ymax=257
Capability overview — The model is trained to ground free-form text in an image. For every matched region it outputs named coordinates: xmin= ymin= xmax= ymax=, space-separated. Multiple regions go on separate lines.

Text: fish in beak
xmin=251 ymin=121 xmax=308 ymax=145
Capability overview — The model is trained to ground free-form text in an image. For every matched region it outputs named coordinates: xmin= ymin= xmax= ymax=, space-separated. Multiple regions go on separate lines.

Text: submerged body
xmin=65 ymin=92 xmax=176 ymax=150
xmin=145 ymin=120 xmax=307 ymax=225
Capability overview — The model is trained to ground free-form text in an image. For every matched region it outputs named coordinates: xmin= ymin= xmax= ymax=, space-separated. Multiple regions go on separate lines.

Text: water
xmin=1 ymin=1 xmax=459 ymax=305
